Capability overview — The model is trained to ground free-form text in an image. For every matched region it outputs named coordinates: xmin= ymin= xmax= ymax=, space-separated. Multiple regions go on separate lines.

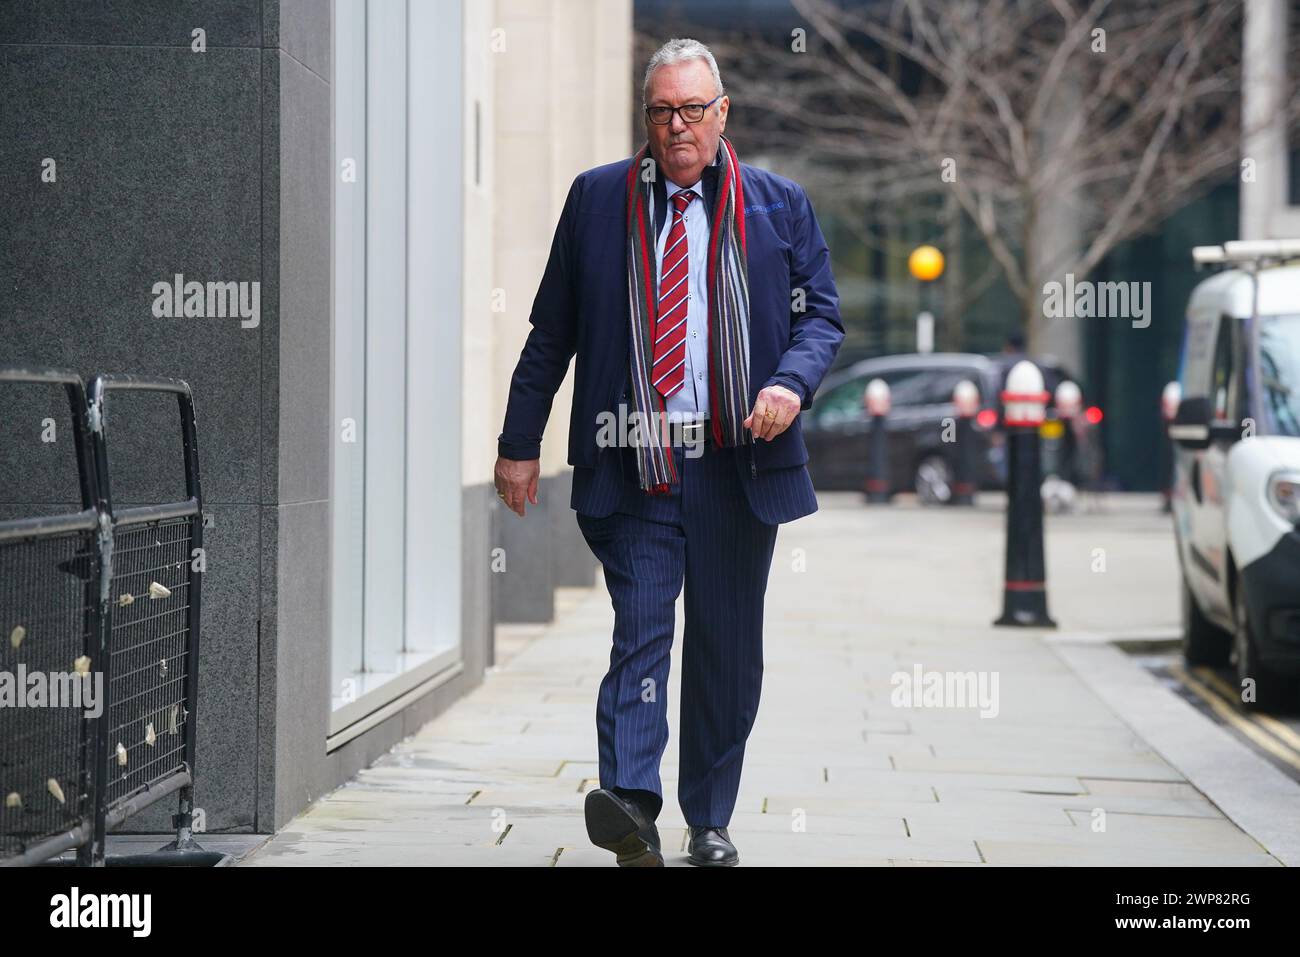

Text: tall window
xmin=330 ymin=0 xmax=464 ymax=744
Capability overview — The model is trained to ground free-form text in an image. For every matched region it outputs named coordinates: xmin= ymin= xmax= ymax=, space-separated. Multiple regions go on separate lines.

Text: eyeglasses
xmin=644 ymin=94 xmax=722 ymax=125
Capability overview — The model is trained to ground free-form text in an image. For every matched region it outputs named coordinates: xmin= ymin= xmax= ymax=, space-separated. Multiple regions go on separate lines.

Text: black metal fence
xmin=0 ymin=369 xmax=209 ymax=866
xmin=0 ymin=370 xmax=101 ymax=866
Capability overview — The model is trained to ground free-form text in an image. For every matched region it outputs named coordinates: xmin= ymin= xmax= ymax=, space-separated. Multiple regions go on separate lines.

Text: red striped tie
xmin=652 ymin=189 xmax=695 ymax=399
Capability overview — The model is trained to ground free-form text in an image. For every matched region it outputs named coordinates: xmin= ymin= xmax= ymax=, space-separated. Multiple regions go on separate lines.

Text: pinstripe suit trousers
xmin=575 ymin=436 xmax=779 ymax=828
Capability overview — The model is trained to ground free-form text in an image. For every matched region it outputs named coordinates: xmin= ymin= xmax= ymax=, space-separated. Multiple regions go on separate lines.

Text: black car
xmin=801 ymin=353 xmax=1006 ymax=501
xmin=803 ymin=351 xmax=1101 ymax=501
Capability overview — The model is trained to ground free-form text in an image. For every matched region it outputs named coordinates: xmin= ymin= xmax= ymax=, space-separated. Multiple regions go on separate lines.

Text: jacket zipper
xmin=615 ymin=381 xmax=629 ymax=483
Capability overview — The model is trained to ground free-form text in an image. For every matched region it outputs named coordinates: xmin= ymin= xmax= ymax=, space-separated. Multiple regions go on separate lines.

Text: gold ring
xmin=496 ymin=490 xmax=507 ymax=500
xmin=764 ymin=409 xmax=776 ymax=418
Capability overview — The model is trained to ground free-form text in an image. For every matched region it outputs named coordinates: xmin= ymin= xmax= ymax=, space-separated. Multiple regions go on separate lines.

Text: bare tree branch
xmin=655 ymin=0 xmax=1300 ymax=352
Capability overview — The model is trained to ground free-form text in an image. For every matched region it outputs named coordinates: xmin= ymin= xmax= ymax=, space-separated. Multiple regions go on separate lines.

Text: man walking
xmin=494 ymin=38 xmax=843 ymax=866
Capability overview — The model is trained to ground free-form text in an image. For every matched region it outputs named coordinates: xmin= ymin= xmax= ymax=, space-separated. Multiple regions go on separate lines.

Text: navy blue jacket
xmin=497 ymin=151 xmax=844 ymax=523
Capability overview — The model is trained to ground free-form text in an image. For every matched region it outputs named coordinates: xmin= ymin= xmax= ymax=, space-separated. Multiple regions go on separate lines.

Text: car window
xmin=891 ymin=367 xmax=985 ymax=406
xmin=812 ymin=367 xmax=932 ymax=423
xmin=1259 ymin=314 xmax=1300 ymax=436
xmin=813 ymin=364 xmax=989 ymax=420
xmin=1210 ymin=314 xmax=1235 ymax=422
xmin=871 ymin=368 xmax=924 ymax=405
xmin=812 ymin=376 xmax=869 ymax=427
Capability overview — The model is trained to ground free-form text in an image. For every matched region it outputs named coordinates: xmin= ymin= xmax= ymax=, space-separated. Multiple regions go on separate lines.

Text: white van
xmin=1169 ymin=241 xmax=1300 ymax=711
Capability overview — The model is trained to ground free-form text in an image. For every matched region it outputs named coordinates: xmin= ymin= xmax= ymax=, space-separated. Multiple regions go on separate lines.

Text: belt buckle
xmin=680 ymin=418 xmax=707 ymax=445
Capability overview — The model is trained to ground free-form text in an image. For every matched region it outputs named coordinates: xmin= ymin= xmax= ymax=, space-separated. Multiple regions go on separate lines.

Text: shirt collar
xmin=665 ymin=176 xmax=702 ymax=200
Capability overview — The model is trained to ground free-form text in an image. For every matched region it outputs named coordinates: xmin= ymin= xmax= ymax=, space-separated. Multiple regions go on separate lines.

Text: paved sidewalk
xmin=241 ymin=492 xmax=1293 ymax=866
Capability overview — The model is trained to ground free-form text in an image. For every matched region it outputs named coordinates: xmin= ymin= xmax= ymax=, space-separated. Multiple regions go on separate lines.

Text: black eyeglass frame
xmin=644 ymin=94 xmax=723 ymax=126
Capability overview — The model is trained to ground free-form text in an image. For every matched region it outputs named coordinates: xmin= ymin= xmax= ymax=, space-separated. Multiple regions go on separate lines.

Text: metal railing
xmin=0 ymin=368 xmax=213 ymax=866
xmin=0 ymin=370 xmax=102 ymax=866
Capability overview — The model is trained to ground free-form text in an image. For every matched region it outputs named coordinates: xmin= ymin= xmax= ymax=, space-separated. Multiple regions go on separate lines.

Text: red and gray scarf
xmin=623 ymin=132 xmax=752 ymax=494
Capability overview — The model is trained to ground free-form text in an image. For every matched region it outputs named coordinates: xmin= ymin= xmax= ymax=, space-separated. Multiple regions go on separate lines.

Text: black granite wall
xmin=0 ymin=0 xmax=330 ymax=834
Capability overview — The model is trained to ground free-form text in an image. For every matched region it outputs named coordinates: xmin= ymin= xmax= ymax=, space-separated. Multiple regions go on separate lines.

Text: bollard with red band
xmin=951 ymin=379 xmax=979 ymax=506
xmin=995 ymin=360 xmax=1057 ymax=627
xmin=863 ymin=378 xmax=892 ymax=504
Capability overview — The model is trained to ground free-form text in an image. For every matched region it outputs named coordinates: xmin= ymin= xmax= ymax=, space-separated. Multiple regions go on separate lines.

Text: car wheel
xmin=1180 ymin=576 xmax=1230 ymax=668
xmin=914 ymin=454 xmax=952 ymax=506
xmin=1231 ymin=583 xmax=1300 ymax=712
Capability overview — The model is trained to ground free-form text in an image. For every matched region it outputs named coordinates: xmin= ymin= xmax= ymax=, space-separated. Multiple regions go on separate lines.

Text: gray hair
xmin=642 ymin=38 xmax=724 ymax=104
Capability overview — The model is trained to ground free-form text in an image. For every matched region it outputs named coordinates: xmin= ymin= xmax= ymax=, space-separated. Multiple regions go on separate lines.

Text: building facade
xmin=0 ymin=0 xmax=630 ymax=833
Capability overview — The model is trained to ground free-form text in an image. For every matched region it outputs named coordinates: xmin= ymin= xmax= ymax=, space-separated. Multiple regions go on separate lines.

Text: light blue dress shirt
xmin=657 ymin=173 xmax=710 ymax=422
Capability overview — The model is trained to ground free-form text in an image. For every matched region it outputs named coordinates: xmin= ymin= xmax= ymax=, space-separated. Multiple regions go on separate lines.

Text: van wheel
xmin=1231 ymin=584 xmax=1300 ymax=712
xmin=1181 ymin=577 xmax=1230 ymax=667
xmin=914 ymin=455 xmax=952 ymax=506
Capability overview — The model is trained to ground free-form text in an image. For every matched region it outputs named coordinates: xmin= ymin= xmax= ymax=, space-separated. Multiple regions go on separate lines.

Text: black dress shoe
xmin=584 ymin=788 xmax=664 ymax=867
xmin=687 ymin=825 xmax=739 ymax=866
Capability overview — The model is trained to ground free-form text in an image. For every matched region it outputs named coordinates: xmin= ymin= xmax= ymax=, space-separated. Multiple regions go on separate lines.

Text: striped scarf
xmin=624 ymin=133 xmax=752 ymax=494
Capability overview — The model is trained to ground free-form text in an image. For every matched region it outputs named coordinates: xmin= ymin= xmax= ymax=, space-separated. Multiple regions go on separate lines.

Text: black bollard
xmin=1054 ymin=380 xmax=1082 ymax=489
xmin=994 ymin=361 xmax=1057 ymax=628
xmin=864 ymin=378 xmax=891 ymax=504
xmin=951 ymin=379 xmax=979 ymax=506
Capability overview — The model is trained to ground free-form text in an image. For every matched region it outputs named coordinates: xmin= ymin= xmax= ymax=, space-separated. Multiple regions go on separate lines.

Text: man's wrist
xmin=498 ymin=435 xmax=541 ymax=460
xmin=762 ymin=374 xmax=808 ymax=406
xmin=767 ymin=383 xmax=801 ymax=403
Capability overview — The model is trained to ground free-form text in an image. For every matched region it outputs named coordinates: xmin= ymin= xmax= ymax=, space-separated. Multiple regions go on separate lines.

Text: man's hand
xmin=494 ymin=456 xmax=540 ymax=517
xmin=743 ymin=384 xmax=801 ymax=441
